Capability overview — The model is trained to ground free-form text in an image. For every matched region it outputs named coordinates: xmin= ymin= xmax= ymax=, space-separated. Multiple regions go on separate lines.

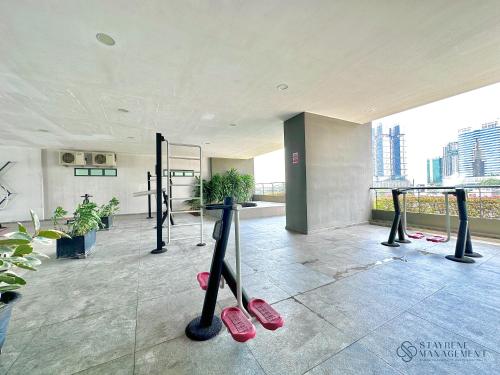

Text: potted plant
xmin=0 ymin=210 xmax=66 ymax=352
xmin=186 ymin=169 xmax=256 ymax=210
xmin=55 ymin=202 xmax=102 ymax=259
xmin=98 ymin=197 xmax=120 ymax=230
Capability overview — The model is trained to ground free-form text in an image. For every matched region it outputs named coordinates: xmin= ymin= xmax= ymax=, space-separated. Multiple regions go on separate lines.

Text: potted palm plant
xmin=0 ymin=210 xmax=66 ymax=353
xmin=98 ymin=197 xmax=119 ymax=230
xmin=55 ymin=202 xmax=101 ymax=259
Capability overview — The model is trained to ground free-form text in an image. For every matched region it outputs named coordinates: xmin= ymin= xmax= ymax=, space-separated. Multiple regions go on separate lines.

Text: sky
xmin=254 ymin=82 xmax=500 ymax=184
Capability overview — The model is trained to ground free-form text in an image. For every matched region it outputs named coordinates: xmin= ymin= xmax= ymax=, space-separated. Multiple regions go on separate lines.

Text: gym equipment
xmin=400 ymin=191 xmax=451 ymax=243
xmin=165 ymin=141 xmax=205 ymax=246
xmin=445 ymin=188 xmax=482 ymax=263
xmin=186 ymin=197 xmax=283 ymax=343
xmin=381 ymin=187 xmax=482 ymax=263
xmin=0 ymin=161 xmax=15 ymax=214
xmin=133 ymin=189 xmax=174 ymax=227
xmin=146 ymin=171 xmax=153 ymax=219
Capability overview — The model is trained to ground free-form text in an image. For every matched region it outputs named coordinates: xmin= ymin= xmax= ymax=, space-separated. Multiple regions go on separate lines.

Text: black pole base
xmin=151 ymin=247 xmax=167 ymax=254
xmin=146 ymin=216 xmax=153 ymax=219
xmin=445 ymin=255 xmax=475 ymax=263
xmin=185 ymin=316 xmax=222 ymax=341
xmin=381 ymin=241 xmax=400 ymax=247
xmin=465 ymin=252 xmax=483 ymax=258
xmin=395 ymin=239 xmax=411 ymax=244
xmin=197 ymin=243 xmax=206 ymax=247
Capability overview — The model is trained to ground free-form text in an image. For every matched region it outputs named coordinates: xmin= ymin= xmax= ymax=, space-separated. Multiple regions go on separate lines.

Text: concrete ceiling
xmin=1 ymin=1 xmax=500 ymax=158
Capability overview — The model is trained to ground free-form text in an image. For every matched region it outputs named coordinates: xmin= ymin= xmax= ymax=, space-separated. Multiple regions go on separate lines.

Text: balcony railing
xmin=254 ymin=182 xmax=286 ymax=196
xmin=371 ymin=185 xmax=500 ymax=220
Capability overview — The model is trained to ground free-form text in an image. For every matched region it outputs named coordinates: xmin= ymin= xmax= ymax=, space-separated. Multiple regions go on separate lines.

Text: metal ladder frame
xmin=166 ymin=141 xmax=205 ymax=246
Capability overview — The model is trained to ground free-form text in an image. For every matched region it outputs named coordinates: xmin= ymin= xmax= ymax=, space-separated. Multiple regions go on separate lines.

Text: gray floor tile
xmin=7 ymin=306 xmax=136 ymax=375
xmin=73 ymin=354 xmax=134 ymax=375
xmin=305 ymin=342 xmax=401 ymax=375
xmin=247 ymin=298 xmax=353 ymax=375
xmin=134 ymin=334 xmax=265 ymax=375
xmin=358 ymin=311 xmax=500 ymax=375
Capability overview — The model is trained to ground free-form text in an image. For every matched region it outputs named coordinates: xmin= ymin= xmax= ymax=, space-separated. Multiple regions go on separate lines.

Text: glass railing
xmin=254 ymin=182 xmax=286 ymax=196
xmin=371 ymin=186 xmax=500 ymax=219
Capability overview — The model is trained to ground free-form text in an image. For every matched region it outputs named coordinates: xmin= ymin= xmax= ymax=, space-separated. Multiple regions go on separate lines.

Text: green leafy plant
xmin=51 ymin=206 xmax=68 ymax=231
xmin=69 ymin=203 xmax=102 ymax=236
xmin=186 ymin=169 xmax=255 ymax=209
xmin=0 ymin=210 xmax=68 ymax=293
xmin=98 ymin=197 xmax=120 ymax=218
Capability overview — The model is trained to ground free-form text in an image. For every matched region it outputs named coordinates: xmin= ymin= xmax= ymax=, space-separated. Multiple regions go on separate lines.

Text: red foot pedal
xmin=221 ymin=307 xmax=256 ymax=342
xmin=196 ymin=272 xmax=210 ymax=290
xmin=407 ymin=232 xmax=425 ymax=239
xmin=248 ymin=298 xmax=284 ymax=331
xmin=426 ymin=235 xmax=446 ymax=243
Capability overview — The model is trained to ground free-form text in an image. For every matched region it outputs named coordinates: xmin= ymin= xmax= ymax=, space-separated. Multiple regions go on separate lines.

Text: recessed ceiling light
xmin=229 ymin=123 xmax=237 ymax=127
xmin=96 ymin=33 xmax=116 ymax=46
xmin=204 ymin=141 xmax=211 ymax=145
xmin=127 ymin=136 xmax=135 ymax=139
xmin=37 ymin=129 xmax=49 ymax=133
xmin=117 ymin=108 xmax=129 ymax=113
xmin=276 ymin=83 xmax=288 ymax=91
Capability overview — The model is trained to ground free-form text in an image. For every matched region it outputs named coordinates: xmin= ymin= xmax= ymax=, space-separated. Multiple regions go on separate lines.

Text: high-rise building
xmin=442 ymin=141 xmax=459 ymax=177
xmin=458 ymin=121 xmax=500 ymax=177
xmin=372 ymin=124 xmax=407 ymax=183
xmin=427 ymin=157 xmax=443 ymax=184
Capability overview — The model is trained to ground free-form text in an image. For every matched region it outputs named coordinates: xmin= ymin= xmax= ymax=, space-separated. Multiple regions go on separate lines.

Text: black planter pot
xmin=56 ymin=229 xmax=97 ymax=259
xmin=0 ymin=291 xmax=21 ymax=354
xmin=100 ymin=216 xmax=113 ymax=230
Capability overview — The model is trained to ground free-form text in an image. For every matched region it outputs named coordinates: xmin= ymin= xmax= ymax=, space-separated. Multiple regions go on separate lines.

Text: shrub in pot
xmin=54 ymin=202 xmax=102 ymax=259
xmin=98 ymin=197 xmax=120 ymax=230
xmin=185 ymin=169 xmax=255 ymax=211
xmin=0 ymin=210 xmax=65 ymax=352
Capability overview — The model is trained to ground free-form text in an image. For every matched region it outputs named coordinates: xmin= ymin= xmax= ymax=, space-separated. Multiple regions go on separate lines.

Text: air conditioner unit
xmin=92 ymin=152 xmax=116 ymax=167
xmin=59 ymin=151 xmax=86 ymax=166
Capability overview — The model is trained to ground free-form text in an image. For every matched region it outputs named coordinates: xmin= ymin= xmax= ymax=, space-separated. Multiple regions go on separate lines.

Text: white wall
xmin=42 ymin=150 xmax=156 ymax=217
xmin=0 ymin=146 xmax=44 ymax=222
xmin=0 ymin=146 xmax=211 ymax=223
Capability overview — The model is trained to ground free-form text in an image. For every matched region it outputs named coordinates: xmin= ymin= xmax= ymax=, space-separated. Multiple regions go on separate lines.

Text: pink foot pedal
xmin=426 ymin=235 xmax=446 ymax=243
xmin=197 ymin=272 xmax=210 ymax=290
xmin=248 ymin=299 xmax=284 ymax=331
xmin=221 ymin=307 xmax=256 ymax=342
xmin=408 ymin=232 xmax=425 ymax=239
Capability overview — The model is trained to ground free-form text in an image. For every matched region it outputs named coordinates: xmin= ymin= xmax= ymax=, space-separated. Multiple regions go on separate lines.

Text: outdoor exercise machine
xmin=145 ymin=171 xmax=175 ymax=225
xmin=186 ymin=197 xmax=284 ymax=342
xmin=381 ymin=187 xmax=482 ymax=263
xmin=400 ymin=190 xmax=451 ymax=243
xmin=133 ymin=133 xmax=205 ymax=254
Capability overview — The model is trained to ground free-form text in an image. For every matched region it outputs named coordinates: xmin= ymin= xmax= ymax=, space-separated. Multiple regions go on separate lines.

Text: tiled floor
xmin=1 ymin=214 xmax=499 ymax=375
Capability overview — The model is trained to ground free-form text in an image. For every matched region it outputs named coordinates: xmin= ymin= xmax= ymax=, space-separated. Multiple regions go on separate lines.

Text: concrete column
xmin=284 ymin=112 xmax=372 ymax=234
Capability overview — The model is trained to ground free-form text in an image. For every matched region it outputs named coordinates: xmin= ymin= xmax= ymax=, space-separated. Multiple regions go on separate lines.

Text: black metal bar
xmin=199 ymin=197 xmax=234 ymax=327
xmin=370 ymin=185 xmax=500 ymax=190
xmin=146 ymin=171 xmax=153 ymax=219
xmin=222 ymin=260 xmax=250 ymax=309
xmin=151 ymin=133 xmax=166 ymax=254
xmin=446 ymin=188 xmax=476 ymax=263
xmin=381 ymin=189 xmax=401 ymax=247
xmin=185 ymin=197 xmax=234 ymax=341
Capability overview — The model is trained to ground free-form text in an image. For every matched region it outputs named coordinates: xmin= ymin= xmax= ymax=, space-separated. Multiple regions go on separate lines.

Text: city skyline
xmin=375 ymin=82 xmax=500 ymax=184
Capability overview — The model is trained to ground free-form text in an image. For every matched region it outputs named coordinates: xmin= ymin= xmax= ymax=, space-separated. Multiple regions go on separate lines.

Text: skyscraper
xmin=427 ymin=157 xmax=443 ymax=184
xmin=458 ymin=121 xmax=500 ymax=177
xmin=442 ymin=141 xmax=459 ymax=177
xmin=372 ymin=123 xmax=407 ymax=183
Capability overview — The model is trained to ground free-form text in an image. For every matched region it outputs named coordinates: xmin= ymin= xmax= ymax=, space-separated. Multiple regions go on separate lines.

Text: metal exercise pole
xmin=446 ymin=189 xmax=474 ymax=263
xmin=146 ymin=171 xmax=153 ymax=219
xmin=381 ymin=189 xmax=401 ymax=247
xmin=396 ymin=192 xmax=410 ymax=244
xmin=151 ymin=133 xmax=166 ymax=254
xmin=185 ymin=197 xmax=234 ymax=341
